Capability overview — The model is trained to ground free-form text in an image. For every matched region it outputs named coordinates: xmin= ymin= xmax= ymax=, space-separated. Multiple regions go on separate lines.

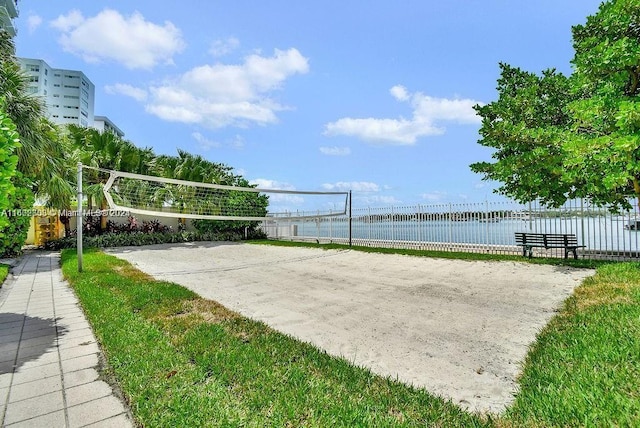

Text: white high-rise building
xmin=94 ymin=115 xmax=125 ymax=138
xmin=19 ymin=58 xmax=96 ymax=128
xmin=18 ymin=58 xmax=124 ymax=137
xmin=0 ymin=0 xmax=18 ymax=37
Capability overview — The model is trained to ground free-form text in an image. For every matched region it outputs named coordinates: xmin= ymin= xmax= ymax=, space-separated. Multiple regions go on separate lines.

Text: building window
xmin=29 ymin=65 xmax=39 ymax=72
xmin=54 ymin=73 xmax=60 ymax=77
xmin=64 ymin=85 xmax=79 ymax=89
xmin=29 ymin=76 xmax=38 ymax=83
xmin=63 ymin=95 xmax=79 ymax=99
xmin=45 ymin=69 xmax=48 ymax=76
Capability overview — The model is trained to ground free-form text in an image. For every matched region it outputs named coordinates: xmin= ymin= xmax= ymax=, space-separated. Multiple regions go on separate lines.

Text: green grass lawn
xmin=60 ymin=246 xmax=640 ymax=427
xmin=249 ymin=239 xmax=606 ymax=269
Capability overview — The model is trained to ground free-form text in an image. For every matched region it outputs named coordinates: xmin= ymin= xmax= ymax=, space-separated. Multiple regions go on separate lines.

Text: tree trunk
xmin=100 ymin=199 xmax=108 ymax=232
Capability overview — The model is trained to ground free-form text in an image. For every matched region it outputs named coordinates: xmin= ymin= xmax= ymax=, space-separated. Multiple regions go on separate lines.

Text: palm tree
xmin=0 ymin=31 xmax=75 ymax=244
xmin=0 ymin=32 xmax=63 ymax=182
xmin=67 ymin=125 xmax=157 ymax=231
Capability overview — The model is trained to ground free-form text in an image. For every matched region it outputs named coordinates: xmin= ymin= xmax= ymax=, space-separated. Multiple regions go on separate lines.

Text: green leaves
xmin=473 ymin=0 xmax=640 ymax=211
xmin=0 ymin=106 xmax=21 ymax=232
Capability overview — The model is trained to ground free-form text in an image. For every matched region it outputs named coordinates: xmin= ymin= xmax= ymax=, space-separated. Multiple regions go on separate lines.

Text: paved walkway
xmin=0 ymin=251 xmax=134 ymax=427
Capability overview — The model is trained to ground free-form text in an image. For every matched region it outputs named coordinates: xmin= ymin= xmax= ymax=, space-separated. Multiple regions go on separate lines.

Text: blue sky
xmin=14 ymin=0 xmax=604 ymax=209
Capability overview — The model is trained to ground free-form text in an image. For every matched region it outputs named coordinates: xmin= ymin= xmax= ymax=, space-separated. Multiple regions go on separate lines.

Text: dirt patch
xmin=108 ymin=242 xmax=594 ymax=413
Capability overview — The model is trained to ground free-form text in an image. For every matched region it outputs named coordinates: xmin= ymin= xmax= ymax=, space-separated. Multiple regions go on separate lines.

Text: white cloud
xmin=230 ymin=134 xmax=245 ymax=149
xmin=390 ymin=84 xmax=409 ymax=101
xmin=50 ymin=9 xmax=83 ymax=32
xmin=104 ymin=83 xmax=148 ymax=102
xmin=191 ymin=132 xmax=244 ymax=150
xmin=50 ymin=9 xmax=185 ymax=70
xmin=145 ymin=48 xmax=309 ymax=128
xmin=27 ymin=15 xmax=43 ymax=33
xmin=421 ymin=191 xmax=448 ymax=202
xmin=356 ymin=195 xmax=402 ymax=205
xmin=322 ymin=181 xmax=379 ymax=192
xmin=192 ymin=132 xmax=221 ymax=150
xmin=324 ymin=86 xmax=482 ymax=145
xmin=250 ymin=178 xmax=304 ymax=208
xmin=250 ymin=178 xmax=296 ymax=191
xmin=319 ymin=146 xmax=351 ymax=156
xmin=324 ymin=117 xmax=443 ymax=145
xmin=209 ymin=37 xmax=240 ymax=57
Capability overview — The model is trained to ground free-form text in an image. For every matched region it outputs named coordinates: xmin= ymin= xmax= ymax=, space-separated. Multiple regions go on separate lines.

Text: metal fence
xmin=260 ymin=199 xmax=640 ymax=260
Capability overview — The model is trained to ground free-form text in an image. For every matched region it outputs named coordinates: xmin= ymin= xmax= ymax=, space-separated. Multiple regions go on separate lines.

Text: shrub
xmin=192 ymin=219 xmax=266 ymax=240
xmin=0 ymin=173 xmax=34 ymax=257
xmin=43 ymin=230 xmax=245 ymax=251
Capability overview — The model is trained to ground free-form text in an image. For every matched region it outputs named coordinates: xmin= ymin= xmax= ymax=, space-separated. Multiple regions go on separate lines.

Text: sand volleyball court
xmin=108 ymin=242 xmax=593 ymax=413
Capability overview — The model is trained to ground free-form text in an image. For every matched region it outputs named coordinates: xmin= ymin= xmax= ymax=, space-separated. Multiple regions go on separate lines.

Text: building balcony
xmin=0 ymin=5 xmax=16 ymax=37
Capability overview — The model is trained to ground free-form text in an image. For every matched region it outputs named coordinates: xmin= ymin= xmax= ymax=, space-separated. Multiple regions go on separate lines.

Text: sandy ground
xmin=107 ymin=242 xmax=594 ymax=413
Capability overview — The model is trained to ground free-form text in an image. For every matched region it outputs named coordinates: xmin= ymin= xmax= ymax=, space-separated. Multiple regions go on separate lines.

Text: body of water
xmin=271 ymin=215 xmax=640 ymax=256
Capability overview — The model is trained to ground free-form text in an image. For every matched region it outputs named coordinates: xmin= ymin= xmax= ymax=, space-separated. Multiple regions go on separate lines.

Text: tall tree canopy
xmin=472 ymin=0 xmax=640 ymax=210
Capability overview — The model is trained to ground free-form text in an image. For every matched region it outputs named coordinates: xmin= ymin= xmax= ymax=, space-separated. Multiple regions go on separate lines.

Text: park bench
xmin=514 ymin=232 xmax=585 ymax=259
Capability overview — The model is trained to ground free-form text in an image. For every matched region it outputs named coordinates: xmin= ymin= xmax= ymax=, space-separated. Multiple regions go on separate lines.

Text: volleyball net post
xmin=77 ymin=162 xmax=83 ymax=272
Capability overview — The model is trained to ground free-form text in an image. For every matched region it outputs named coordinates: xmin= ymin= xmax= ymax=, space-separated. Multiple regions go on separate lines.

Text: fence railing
xmin=260 ymin=199 xmax=640 ymax=260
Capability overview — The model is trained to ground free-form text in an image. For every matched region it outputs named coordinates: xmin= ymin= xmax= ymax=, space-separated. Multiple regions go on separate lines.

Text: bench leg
xmin=564 ymin=248 xmax=578 ymax=259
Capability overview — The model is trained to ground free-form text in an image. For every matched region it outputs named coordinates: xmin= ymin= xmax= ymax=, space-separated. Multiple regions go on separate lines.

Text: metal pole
xmin=77 ymin=162 xmax=83 ymax=272
xmin=349 ymin=190 xmax=352 ymax=247
xmin=580 ymin=198 xmax=586 ymax=258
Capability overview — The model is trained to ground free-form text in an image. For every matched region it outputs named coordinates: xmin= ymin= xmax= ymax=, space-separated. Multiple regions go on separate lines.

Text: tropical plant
xmin=0 ymin=32 xmax=63 ymax=183
xmin=67 ymin=125 xmax=155 ymax=231
xmin=0 ymin=172 xmax=35 ymax=257
xmin=0 ymin=103 xmax=21 ymax=254
xmin=472 ymin=0 xmax=640 ymax=211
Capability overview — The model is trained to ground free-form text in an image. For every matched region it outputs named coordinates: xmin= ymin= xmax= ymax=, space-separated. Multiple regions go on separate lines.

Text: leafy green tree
xmin=472 ymin=0 xmax=640 ymax=211
xmin=471 ymin=64 xmax=574 ymax=207
xmin=0 ymin=99 xmax=34 ymax=257
xmin=0 ymin=105 xmax=20 ymax=235
xmin=563 ymin=0 xmax=640 ymax=209
xmin=1 ymin=173 xmax=35 ymax=257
